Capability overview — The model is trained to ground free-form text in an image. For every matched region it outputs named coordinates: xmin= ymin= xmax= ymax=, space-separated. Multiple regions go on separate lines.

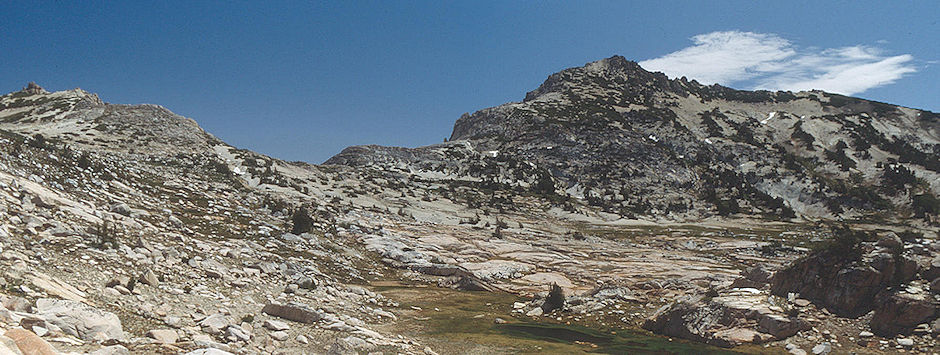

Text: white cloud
xmin=638 ymin=31 xmax=916 ymax=95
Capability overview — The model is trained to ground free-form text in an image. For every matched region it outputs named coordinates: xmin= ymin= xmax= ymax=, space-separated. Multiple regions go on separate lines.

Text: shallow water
xmin=373 ymin=283 xmax=754 ymax=354
xmin=496 ymin=322 xmax=741 ymax=354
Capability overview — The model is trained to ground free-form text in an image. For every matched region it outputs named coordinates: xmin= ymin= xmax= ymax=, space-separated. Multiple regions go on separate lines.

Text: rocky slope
xmin=0 ymin=54 xmax=938 ymax=355
xmin=334 ymin=56 xmax=940 ymax=224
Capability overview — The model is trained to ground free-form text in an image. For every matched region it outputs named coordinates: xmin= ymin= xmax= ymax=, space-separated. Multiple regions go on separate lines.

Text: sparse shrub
xmin=77 ymin=152 xmax=93 ymax=170
xmin=291 ymin=207 xmax=314 ymax=234
xmin=89 ymin=221 xmax=118 ymax=249
xmin=819 ymin=224 xmax=872 ymax=261
xmin=541 ymin=283 xmax=565 ymax=313
xmin=912 ymin=193 xmax=939 ymax=220
xmin=897 ymin=230 xmax=922 ymax=243
xmin=28 ymin=133 xmax=47 ymax=149
xmin=790 ymin=121 xmax=815 ymax=150
xmin=882 ymin=164 xmax=918 ymax=194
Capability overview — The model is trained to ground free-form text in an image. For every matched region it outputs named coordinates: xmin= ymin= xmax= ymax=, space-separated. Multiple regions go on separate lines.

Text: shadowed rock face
xmin=770 ymin=233 xmax=939 ymax=336
xmin=770 ymin=236 xmax=920 ymax=318
xmin=329 ymin=56 xmax=940 ymax=223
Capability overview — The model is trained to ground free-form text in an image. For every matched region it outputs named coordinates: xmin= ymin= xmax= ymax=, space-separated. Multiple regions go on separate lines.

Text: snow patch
xmin=760 ymin=111 xmax=776 ymax=124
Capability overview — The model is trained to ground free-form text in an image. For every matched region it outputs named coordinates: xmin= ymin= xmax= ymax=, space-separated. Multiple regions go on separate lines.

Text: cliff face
xmin=332 ymin=55 xmax=940 ymax=223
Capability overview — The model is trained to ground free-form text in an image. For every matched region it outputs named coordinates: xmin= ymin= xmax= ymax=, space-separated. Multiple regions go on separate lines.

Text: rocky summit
xmin=0 ymin=57 xmax=937 ymax=355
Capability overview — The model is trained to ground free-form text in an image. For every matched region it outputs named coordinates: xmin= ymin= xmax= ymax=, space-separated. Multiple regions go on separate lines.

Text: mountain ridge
xmin=329 ymin=55 xmax=940 ymax=224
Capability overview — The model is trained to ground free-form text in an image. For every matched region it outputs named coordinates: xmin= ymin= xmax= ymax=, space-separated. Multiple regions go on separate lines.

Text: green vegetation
xmin=815 ymin=224 xmax=874 ymax=261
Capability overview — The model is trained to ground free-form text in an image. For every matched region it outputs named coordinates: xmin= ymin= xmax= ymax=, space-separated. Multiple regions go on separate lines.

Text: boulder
xmin=35 ymin=298 xmax=124 ymax=342
xmin=810 ymin=342 xmax=831 ymax=354
xmin=922 ymin=257 xmax=940 ymax=281
xmin=758 ymin=314 xmax=804 ymax=339
xmin=139 ymin=269 xmax=159 ymax=287
xmin=0 ymin=334 xmax=22 ymax=355
xmin=110 ymin=203 xmax=132 ymax=216
xmin=225 ymin=325 xmax=250 ymax=342
xmin=729 ymin=266 xmax=773 ymax=289
xmin=263 ymin=319 xmax=290 ymax=331
xmin=262 ymin=302 xmax=321 ymax=323
xmin=198 ymin=314 xmax=231 ymax=335
xmin=146 ymin=329 xmax=179 ymax=344
xmin=870 ymin=293 xmax=936 ymax=336
xmin=1 ymin=296 xmax=31 ymax=313
xmin=876 ymin=233 xmax=902 ymax=249
xmin=270 ymin=331 xmax=289 ymax=341
xmin=105 ymin=276 xmax=131 ymax=289
xmin=3 ymin=329 xmax=56 ymax=355
xmin=643 ymin=289 xmax=807 ymax=348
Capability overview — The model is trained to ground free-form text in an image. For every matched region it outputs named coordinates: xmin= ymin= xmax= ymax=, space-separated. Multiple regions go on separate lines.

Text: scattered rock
xmin=89 ymin=345 xmax=130 ymax=355
xmin=139 ymin=269 xmax=159 ymax=287
xmin=183 ymin=349 xmax=235 ymax=355
xmin=263 ymin=319 xmax=290 ymax=331
xmin=146 ymin=329 xmax=179 ymax=344
xmin=198 ymin=314 xmax=232 ymax=335
xmin=270 ymin=331 xmax=289 ymax=341
xmin=261 ymin=302 xmax=321 ymax=323
xmin=810 ymin=342 xmax=830 ymax=354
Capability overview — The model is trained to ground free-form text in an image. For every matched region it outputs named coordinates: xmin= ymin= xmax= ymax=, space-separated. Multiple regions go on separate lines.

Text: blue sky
xmin=2 ymin=1 xmax=937 ymax=163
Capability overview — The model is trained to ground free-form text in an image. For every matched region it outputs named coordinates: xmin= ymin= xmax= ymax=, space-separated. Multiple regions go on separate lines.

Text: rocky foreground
xmin=0 ymin=55 xmax=938 ymax=355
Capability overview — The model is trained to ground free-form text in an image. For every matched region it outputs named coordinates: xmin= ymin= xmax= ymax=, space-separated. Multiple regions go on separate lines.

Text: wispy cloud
xmin=639 ymin=31 xmax=916 ymax=95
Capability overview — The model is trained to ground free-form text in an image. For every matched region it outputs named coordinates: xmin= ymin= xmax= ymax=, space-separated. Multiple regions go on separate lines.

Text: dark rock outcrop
xmin=771 ymin=239 xmax=917 ymax=317
xmin=870 ymin=293 xmax=937 ymax=336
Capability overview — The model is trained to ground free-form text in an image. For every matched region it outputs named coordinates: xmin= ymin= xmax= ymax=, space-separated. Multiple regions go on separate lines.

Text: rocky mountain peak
xmin=523 ymin=55 xmax=676 ymax=102
xmin=23 ymin=81 xmax=48 ymax=95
